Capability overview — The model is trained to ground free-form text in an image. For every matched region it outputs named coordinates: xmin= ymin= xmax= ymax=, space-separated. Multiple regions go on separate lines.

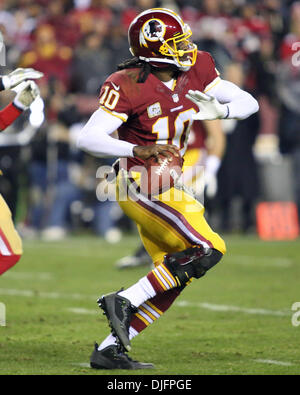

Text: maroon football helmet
xmin=128 ymin=8 xmax=198 ymax=70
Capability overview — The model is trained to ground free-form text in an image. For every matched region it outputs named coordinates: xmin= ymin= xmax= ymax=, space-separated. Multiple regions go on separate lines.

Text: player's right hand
xmin=2 ymin=68 xmax=43 ymax=90
xmin=13 ymin=80 xmax=40 ymax=110
xmin=133 ymin=144 xmax=180 ymax=163
xmin=186 ymin=90 xmax=228 ymax=120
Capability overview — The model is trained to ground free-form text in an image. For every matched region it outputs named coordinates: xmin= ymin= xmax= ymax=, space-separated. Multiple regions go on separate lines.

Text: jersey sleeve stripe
xmin=99 ymin=105 xmax=128 ymax=122
xmin=203 ymin=76 xmax=221 ymax=93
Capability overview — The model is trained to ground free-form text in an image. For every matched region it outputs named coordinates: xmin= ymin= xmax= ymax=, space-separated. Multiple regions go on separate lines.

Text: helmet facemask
xmin=158 ymin=24 xmax=197 ymax=70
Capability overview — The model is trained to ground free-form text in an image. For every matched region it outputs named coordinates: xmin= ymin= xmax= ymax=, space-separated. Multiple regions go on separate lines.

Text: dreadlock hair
xmin=117 ymin=57 xmax=152 ymax=83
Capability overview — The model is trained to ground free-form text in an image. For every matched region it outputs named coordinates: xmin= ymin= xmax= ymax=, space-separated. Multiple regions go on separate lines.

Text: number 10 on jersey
xmin=152 ymin=108 xmax=196 ymax=154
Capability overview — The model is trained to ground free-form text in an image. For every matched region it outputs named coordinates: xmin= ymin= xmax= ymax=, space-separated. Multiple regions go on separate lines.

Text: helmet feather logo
xmin=140 ymin=19 xmax=166 ymax=47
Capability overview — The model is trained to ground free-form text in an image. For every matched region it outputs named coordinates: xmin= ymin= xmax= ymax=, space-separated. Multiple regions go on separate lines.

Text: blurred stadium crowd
xmin=0 ymin=0 xmax=299 ymax=242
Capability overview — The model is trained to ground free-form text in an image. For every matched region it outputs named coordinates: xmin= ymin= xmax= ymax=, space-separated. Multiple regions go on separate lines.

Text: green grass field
xmin=0 ymin=233 xmax=300 ymax=375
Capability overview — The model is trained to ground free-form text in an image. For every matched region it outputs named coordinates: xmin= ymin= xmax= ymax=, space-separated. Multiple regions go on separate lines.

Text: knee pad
xmin=164 ymin=246 xmax=223 ymax=287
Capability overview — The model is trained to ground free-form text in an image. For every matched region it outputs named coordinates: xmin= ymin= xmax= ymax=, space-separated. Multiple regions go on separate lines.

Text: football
xmin=140 ymin=152 xmax=183 ymax=197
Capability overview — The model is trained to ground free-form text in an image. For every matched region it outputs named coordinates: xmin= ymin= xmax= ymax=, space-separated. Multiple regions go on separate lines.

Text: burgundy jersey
xmin=98 ymin=50 xmax=220 ymax=168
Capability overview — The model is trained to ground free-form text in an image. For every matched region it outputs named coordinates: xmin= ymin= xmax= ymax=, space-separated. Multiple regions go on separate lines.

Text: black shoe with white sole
xmin=90 ymin=344 xmax=154 ymax=370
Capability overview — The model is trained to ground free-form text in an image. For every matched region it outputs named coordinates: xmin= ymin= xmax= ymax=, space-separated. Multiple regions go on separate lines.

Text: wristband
xmin=223 ymin=105 xmax=230 ymax=119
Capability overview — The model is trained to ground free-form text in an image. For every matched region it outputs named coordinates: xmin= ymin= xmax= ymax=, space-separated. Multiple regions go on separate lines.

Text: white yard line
xmin=0 ymin=288 xmax=94 ymax=300
xmin=2 ymin=272 xmax=54 ymax=280
xmin=254 ymin=359 xmax=294 ymax=367
xmin=226 ymin=255 xmax=293 ymax=268
xmin=66 ymin=302 xmax=289 ymax=319
xmin=176 ymin=301 xmax=290 ymax=317
xmin=67 ymin=301 xmax=289 ymax=318
xmin=0 ymin=288 xmax=290 ymax=318
xmin=67 ymin=308 xmax=97 ymax=315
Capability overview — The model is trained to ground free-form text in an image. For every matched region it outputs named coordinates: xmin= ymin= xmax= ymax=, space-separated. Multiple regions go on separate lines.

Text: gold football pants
xmin=116 ymin=170 xmax=226 ymax=266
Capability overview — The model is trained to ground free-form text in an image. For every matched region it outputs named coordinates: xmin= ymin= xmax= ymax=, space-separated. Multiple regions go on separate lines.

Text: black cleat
xmin=97 ymin=291 xmax=136 ymax=352
xmin=90 ymin=344 xmax=154 ymax=370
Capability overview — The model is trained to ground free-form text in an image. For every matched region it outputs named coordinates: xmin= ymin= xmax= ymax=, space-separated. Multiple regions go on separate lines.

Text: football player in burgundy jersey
xmin=0 ymin=68 xmax=42 ymax=276
xmin=77 ymin=8 xmax=259 ymax=369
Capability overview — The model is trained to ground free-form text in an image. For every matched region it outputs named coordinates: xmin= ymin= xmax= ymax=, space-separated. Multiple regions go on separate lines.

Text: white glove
xmin=13 ymin=80 xmax=40 ymax=110
xmin=186 ymin=90 xmax=229 ymax=120
xmin=204 ymin=155 xmax=221 ymax=198
xmin=204 ymin=172 xmax=217 ymax=198
xmin=2 ymin=67 xmax=43 ymax=90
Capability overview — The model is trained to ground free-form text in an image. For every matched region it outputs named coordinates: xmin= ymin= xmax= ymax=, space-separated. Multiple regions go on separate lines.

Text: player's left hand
xmin=12 ymin=80 xmax=40 ymax=110
xmin=186 ymin=90 xmax=228 ymax=120
xmin=2 ymin=68 xmax=44 ymax=90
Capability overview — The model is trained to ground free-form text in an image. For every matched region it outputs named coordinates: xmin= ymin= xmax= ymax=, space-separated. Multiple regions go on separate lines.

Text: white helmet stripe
xmin=129 ymin=8 xmax=184 ymax=30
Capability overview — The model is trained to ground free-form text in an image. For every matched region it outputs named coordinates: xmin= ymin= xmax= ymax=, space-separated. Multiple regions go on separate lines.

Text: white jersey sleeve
xmin=77 ymin=108 xmax=137 ymax=158
xmin=208 ymin=79 xmax=259 ymax=120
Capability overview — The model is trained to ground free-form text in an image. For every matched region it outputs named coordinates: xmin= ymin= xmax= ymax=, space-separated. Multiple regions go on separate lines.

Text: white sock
xmin=98 ymin=333 xmax=117 ymax=350
xmin=98 ymin=326 xmax=139 ymax=351
xmin=118 ymin=276 xmax=157 ymax=308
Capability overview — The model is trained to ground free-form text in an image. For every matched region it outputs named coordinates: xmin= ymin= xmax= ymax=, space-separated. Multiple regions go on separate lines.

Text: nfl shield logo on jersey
xmin=172 ymin=94 xmax=179 ymax=103
xmin=147 ymin=102 xmax=162 ymax=118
